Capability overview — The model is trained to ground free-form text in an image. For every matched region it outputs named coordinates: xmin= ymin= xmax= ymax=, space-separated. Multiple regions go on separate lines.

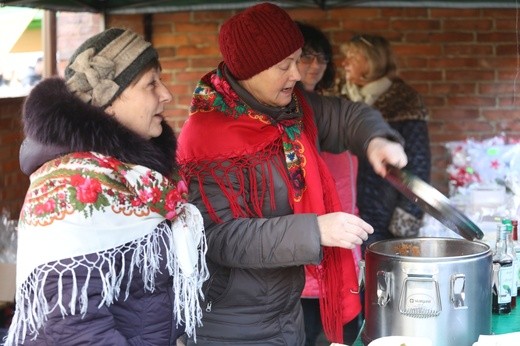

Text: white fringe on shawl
xmin=4 ymin=203 xmax=208 ymax=346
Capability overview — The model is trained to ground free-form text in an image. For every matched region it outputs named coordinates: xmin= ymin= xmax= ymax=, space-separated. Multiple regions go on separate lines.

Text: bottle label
xmin=514 ymin=260 xmax=519 ymax=297
xmin=516 ymin=248 xmax=520 ymax=289
xmin=498 ymin=265 xmax=514 ymax=304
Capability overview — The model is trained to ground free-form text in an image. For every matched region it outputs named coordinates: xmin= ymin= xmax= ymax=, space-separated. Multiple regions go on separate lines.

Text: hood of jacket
xmin=20 ymin=77 xmax=177 ymax=177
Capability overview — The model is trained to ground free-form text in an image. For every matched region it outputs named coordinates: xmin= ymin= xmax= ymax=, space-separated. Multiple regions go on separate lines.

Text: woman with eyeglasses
xmin=296 ymin=22 xmax=363 ymax=346
xmin=296 ymin=22 xmax=335 ymax=93
xmin=341 ymin=34 xmax=431 ymax=254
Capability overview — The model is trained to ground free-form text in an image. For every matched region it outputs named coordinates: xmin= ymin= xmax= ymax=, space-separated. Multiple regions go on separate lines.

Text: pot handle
xmin=451 ymin=274 xmax=467 ymax=309
xmin=377 ymin=270 xmax=390 ymax=306
xmin=352 ymin=259 xmax=365 ymax=294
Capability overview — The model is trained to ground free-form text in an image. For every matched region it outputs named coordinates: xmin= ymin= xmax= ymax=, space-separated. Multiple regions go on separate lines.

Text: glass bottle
xmin=512 ymin=220 xmax=520 ymax=303
xmin=492 ymin=223 xmax=514 ymax=314
xmin=505 ymin=223 xmax=517 ymax=308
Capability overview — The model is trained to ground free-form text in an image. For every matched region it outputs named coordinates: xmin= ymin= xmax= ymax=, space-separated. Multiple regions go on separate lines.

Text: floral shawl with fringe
xmin=6 ymin=151 xmax=208 ymax=345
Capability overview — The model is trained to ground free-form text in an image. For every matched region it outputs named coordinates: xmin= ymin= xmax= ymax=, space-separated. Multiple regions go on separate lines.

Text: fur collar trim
xmin=21 ymin=77 xmax=177 ymax=177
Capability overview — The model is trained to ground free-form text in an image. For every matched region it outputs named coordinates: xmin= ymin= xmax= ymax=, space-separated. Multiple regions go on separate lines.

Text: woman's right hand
xmin=317 ymin=212 xmax=374 ymax=249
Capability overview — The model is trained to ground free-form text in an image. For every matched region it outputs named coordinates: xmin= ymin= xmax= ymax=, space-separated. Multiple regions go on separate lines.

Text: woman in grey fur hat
xmin=5 ymin=28 xmax=208 ymax=346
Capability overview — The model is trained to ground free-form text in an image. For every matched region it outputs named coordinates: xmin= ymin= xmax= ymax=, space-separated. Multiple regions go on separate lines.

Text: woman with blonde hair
xmin=341 ymin=34 xmax=431 ymax=253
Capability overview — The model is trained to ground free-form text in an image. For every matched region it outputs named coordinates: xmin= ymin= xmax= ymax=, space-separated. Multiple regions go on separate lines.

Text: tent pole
xmin=42 ymin=10 xmax=57 ymax=78
xmin=144 ymin=13 xmax=153 ymax=42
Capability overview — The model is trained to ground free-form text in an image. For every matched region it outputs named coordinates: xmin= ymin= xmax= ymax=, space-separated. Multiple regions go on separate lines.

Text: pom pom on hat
xmin=64 ymin=28 xmax=158 ymax=108
xmin=219 ymin=2 xmax=304 ymax=80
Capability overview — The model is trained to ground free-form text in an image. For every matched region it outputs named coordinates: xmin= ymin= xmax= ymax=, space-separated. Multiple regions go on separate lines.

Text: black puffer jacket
xmin=20 ymin=239 xmax=180 ymax=345
xmin=11 ymin=78 xmax=183 ymax=346
xmin=356 ymin=78 xmax=431 ymax=254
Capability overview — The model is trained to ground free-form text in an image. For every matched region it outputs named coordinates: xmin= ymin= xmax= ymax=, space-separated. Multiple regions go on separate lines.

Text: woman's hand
xmin=366 ymin=137 xmax=407 ymax=177
xmin=317 ymin=212 xmax=374 ymax=249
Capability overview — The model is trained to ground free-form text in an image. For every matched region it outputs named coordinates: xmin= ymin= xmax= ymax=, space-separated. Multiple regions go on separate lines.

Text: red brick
xmin=392 ymin=44 xmax=442 ymax=56
xmin=498 ymin=97 xmax=520 ymax=108
xmin=446 ymin=70 xmax=495 ymax=81
xmin=431 ymin=83 xmax=476 ymax=94
xmin=177 ymin=45 xmax=220 ymax=57
xmin=443 ymin=19 xmax=492 ymax=31
xmin=388 ymin=8 xmax=428 ymax=17
xmin=391 ymin=19 xmax=440 ymax=31
xmin=193 ymin=10 xmax=235 ymax=21
xmin=160 ymin=59 xmax=189 ymax=70
xmin=175 ymin=22 xmax=220 ymax=33
xmin=484 ymin=109 xmax=520 ymax=120
xmin=430 ymin=109 xmax=480 ymax=120
xmin=430 ymin=8 xmax=481 ymax=18
xmin=328 ymin=8 xmax=380 ymax=19
xmin=479 ymin=83 xmax=518 ymax=94
xmin=428 ymin=57 xmax=483 ymax=69
xmin=444 ymin=121 xmax=494 ymax=133
xmin=477 ymin=32 xmax=518 ymax=43
xmin=289 ymin=8 xmax=329 ymax=21
xmin=497 ymin=44 xmax=520 ymax=55
xmin=447 ymin=96 xmax=496 ymax=107
xmin=444 ymin=44 xmax=493 ymax=56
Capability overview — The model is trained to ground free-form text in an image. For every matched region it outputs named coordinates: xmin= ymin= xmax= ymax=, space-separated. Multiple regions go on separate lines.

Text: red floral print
xmin=70 ymin=175 xmax=102 ymax=204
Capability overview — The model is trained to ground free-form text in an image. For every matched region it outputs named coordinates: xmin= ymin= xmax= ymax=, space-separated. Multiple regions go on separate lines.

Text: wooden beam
xmin=42 ymin=10 xmax=57 ymax=78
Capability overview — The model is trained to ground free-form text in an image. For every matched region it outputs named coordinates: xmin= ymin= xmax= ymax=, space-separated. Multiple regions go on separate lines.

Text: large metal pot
xmin=362 ymin=237 xmax=492 ymax=346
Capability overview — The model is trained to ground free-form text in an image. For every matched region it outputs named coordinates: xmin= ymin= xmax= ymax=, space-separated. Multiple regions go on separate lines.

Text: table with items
xmin=350 ymin=135 xmax=520 ymax=345
xmin=351 ymin=308 xmax=520 ymax=345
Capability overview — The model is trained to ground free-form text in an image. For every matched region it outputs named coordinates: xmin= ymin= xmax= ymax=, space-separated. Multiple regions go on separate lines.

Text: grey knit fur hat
xmin=65 ymin=28 xmax=158 ymax=108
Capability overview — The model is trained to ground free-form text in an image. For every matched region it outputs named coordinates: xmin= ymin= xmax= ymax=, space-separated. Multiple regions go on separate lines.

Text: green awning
xmin=0 ymin=7 xmax=40 ymax=55
xmin=1 ymin=0 xmax=518 ymax=14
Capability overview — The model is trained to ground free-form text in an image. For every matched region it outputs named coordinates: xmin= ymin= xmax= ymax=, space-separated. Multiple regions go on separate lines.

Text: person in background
xmin=296 ymin=22 xmax=362 ymax=346
xmin=5 ymin=28 xmax=208 ymax=346
xmin=296 ymin=22 xmax=335 ymax=94
xmin=341 ymin=34 xmax=431 ymax=255
xmin=22 ymin=57 xmax=43 ymax=88
xmin=177 ymin=3 xmax=408 ymax=345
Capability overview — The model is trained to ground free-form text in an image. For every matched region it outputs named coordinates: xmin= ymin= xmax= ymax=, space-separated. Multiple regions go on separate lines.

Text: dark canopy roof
xmin=1 ymin=0 xmax=518 ymax=13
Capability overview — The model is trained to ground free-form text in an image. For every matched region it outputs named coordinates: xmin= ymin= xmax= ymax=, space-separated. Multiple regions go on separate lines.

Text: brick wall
xmin=109 ymin=6 xmax=520 ymax=194
xmin=1 ymin=6 xmax=519 ymax=218
xmin=0 ymin=97 xmax=28 ymax=219
xmin=56 ymin=12 xmax=105 ymax=75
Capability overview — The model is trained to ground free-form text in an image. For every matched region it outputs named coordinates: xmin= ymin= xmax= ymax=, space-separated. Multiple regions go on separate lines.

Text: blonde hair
xmin=341 ymin=34 xmax=397 ymax=82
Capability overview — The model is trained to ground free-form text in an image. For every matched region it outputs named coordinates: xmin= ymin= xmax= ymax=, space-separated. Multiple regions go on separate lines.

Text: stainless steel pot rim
xmin=366 ymin=237 xmax=491 ymax=259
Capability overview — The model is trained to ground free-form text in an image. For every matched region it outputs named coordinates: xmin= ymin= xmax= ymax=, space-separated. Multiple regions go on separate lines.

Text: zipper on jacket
xmin=203 ymin=269 xmax=219 ymax=313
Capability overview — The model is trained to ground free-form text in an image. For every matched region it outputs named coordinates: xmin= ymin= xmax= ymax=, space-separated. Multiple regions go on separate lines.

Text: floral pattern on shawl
xmin=20 ymin=152 xmax=187 ymax=227
xmin=188 ymin=67 xmax=307 ymax=201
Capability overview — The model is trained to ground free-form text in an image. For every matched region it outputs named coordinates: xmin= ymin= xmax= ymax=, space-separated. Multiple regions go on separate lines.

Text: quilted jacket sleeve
xmin=187 ymin=156 xmax=323 ymax=270
xmin=302 ymin=90 xmax=404 ymax=157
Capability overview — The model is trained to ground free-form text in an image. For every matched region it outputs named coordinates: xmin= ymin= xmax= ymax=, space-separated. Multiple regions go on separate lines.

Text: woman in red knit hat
xmin=177 ymin=3 xmax=407 ymax=345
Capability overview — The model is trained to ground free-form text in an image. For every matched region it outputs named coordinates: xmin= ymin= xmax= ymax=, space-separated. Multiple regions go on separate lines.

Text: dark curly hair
xmin=296 ymin=22 xmax=335 ymax=91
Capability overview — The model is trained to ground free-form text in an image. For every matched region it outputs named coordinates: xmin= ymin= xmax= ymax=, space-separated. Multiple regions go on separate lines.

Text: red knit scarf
xmin=177 ymin=68 xmax=360 ymax=342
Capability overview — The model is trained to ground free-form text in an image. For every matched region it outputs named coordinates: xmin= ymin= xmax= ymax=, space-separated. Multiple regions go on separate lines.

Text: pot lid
xmin=385 ymin=164 xmax=484 ymax=241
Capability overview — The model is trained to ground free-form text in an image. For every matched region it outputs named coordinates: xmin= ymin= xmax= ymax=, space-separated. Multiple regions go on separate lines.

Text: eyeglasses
xmin=299 ymin=52 xmax=329 ymax=65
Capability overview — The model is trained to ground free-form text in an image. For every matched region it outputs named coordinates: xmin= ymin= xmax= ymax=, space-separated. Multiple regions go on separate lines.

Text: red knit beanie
xmin=219 ymin=2 xmax=304 ymax=80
